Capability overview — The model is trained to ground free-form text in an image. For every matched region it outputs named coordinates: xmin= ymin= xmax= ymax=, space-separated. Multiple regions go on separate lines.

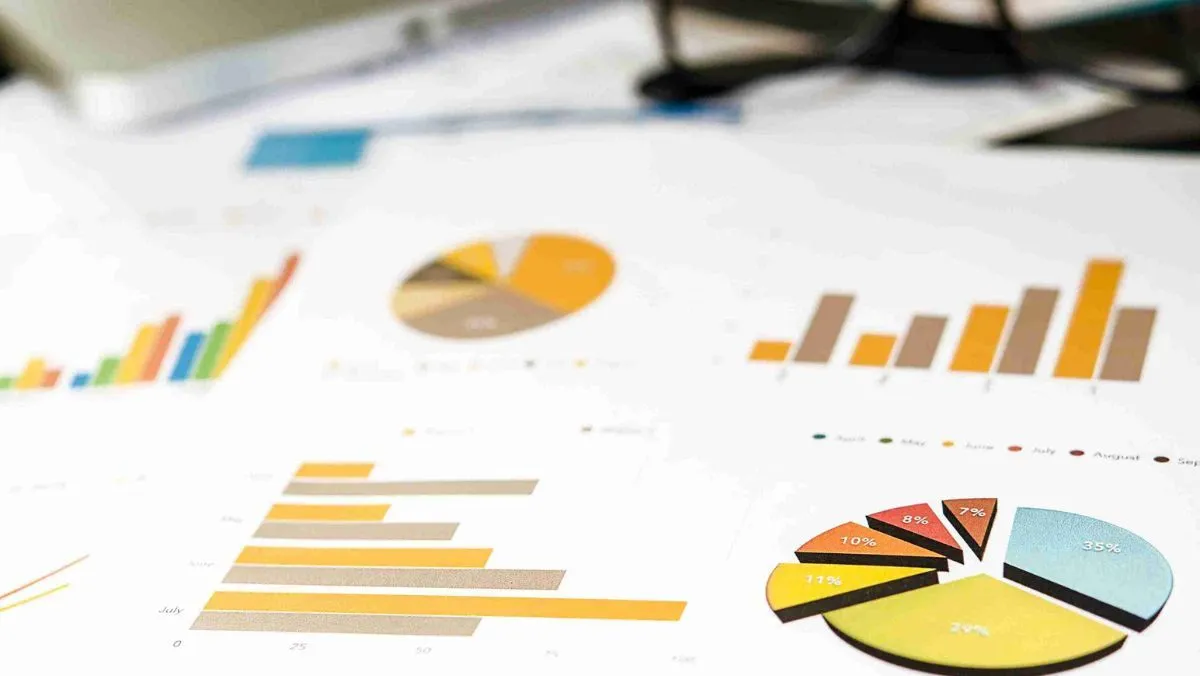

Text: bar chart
xmin=192 ymin=462 xmax=687 ymax=637
xmin=0 ymin=253 xmax=299 ymax=393
xmin=749 ymin=259 xmax=1157 ymax=382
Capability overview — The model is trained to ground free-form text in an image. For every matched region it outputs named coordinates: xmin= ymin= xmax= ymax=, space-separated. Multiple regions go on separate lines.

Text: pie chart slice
xmin=1003 ymin=508 xmax=1174 ymax=631
xmin=824 ymin=574 xmax=1127 ymax=675
xmin=795 ymin=522 xmax=950 ymax=571
xmin=394 ymin=234 xmax=614 ymax=339
xmin=867 ymin=503 xmax=964 ymax=564
xmin=767 ymin=563 xmax=938 ymax=623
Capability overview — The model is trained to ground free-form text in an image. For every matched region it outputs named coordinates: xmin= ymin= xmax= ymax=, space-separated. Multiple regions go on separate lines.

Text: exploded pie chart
xmin=766 ymin=500 xmax=1173 ymax=674
xmin=393 ymin=234 xmax=615 ymax=339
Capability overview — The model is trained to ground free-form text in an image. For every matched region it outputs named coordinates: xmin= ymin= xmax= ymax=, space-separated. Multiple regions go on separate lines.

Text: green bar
xmin=93 ymin=357 xmax=121 ymax=386
xmin=0 ymin=376 xmax=13 ymax=391
xmin=192 ymin=322 xmax=232 ymax=380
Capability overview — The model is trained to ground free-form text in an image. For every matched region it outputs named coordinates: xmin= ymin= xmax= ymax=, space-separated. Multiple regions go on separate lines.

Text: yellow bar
xmin=1054 ymin=259 xmax=1124 ymax=379
xmin=236 ymin=546 xmax=491 ymax=568
xmin=205 ymin=591 xmax=687 ymax=621
xmin=849 ymin=334 xmax=896 ymax=367
xmin=266 ymin=504 xmax=389 ymax=522
xmin=115 ymin=324 xmax=160 ymax=384
xmin=950 ymin=305 xmax=1010 ymax=373
xmin=295 ymin=463 xmax=375 ymax=479
xmin=15 ymin=358 xmax=47 ymax=390
xmin=749 ymin=340 xmax=792 ymax=362
xmin=214 ymin=278 xmax=274 ymax=377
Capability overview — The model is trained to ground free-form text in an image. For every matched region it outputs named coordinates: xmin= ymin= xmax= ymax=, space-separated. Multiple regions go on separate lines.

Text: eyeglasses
xmin=640 ymin=0 xmax=1200 ymax=103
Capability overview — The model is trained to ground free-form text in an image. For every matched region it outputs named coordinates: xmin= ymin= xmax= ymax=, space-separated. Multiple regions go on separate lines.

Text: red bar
xmin=140 ymin=315 xmax=181 ymax=382
xmin=41 ymin=369 xmax=62 ymax=388
xmin=266 ymin=253 xmax=301 ymax=309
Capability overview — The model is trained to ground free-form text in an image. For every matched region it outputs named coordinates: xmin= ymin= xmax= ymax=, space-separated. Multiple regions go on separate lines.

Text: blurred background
xmin=0 ymin=0 xmax=1196 ymax=151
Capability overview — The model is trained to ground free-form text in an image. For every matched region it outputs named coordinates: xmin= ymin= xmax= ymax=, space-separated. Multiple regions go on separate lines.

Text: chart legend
xmin=394 ymin=234 xmax=614 ymax=339
xmin=749 ymin=259 xmax=1157 ymax=382
xmin=0 ymin=254 xmax=299 ymax=393
xmin=765 ymin=500 xmax=1172 ymax=674
xmin=192 ymin=462 xmax=686 ymax=637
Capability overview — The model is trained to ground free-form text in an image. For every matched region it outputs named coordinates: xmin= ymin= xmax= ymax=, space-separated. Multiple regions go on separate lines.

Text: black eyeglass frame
xmin=641 ymin=0 xmax=1200 ymax=103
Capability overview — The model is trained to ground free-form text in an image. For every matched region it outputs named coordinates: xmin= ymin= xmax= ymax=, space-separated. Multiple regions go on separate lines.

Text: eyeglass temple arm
xmin=653 ymin=0 xmax=684 ymax=71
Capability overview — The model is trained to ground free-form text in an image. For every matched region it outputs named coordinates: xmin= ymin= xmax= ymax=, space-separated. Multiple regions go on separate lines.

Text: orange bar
xmin=749 ymin=340 xmax=792 ymax=362
xmin=41 ymin=369 xmax=61 ymax=388
xmin=1054 ymin=259 xmax=1125 ymax=379
xmin=266 ymin=504 xmax=389 ymax=522
xmin=266 ymin=253 xmax=301 ymax=309
xmin=295 ymin=463 xmax=375 ymax=479
xmin=849 ymin=334 xmax=896 ymax=367
xmin=950 ymin=305 xmax=1010 ymax=373
xmin=236 ymin=546 xmax=491 ymax=568
xmin=140 ymin=315 xmax=181 ymax=381
xmin=204 ymin=591 xmax=687 ymax=622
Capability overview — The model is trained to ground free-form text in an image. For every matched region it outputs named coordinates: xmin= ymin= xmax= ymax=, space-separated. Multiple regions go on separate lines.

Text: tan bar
xmin=285 ymin=479 xmax=538 ymax=496
xmin=223 ymin=565 xmax=566 ymax=590
xmin=894 ymin=316 xmax=948 ymax=369
xmin=793 ymin=294 xmax=855 ymax=363
xmin=997 ymin=288 xmax=1060 ymax=375
xmin=191 ymin=611 xmax=479 ymax=636
xmin=1099 ymin=308 xmax=1157 ymax=382
xmin=253 ymin=522 xmax=458 ymax=541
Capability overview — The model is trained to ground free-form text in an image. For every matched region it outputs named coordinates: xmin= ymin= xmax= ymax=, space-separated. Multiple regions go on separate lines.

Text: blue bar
xmin=169 ymin=332 xmax=206 ymax=382
xmin=70 ymin=373 xmax=91 ymax=389
xmin=247 ymin=129 xmax=372 ymax=170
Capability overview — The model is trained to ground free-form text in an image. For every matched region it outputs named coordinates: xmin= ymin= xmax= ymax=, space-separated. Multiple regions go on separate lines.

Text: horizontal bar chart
xmin=252 ymin=522 xmax=458 ymax=541
xmin=235 ymin=546 xmax=492 ymax=568
xmin=0 ymin=254 xmax=299 ymax=394
xmin=192 ymin=611 xmax=481 ymax=636
xmin=223 ymin=566 xmax=566 ymax=590
xmin=265 ymin=504 xmax=390 ymax=522
xmin=747 ymin=258 xmax=1156 ymax=382
xmin=205 ymin=591 xmax=688 ymax=621
xmin=284 ymin=479 xmax=539 ymax=497
xmin=192 ymin=461 xmax=687 ymax=637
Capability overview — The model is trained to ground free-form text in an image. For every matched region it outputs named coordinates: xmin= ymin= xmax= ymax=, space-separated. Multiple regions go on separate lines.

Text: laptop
xmin=0 ymin=0 xmax=588 ymax=129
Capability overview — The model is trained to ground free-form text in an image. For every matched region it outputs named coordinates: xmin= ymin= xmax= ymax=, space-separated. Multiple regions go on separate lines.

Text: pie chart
xmin=765 ymin=500 xmax=1173 ymax=674
xmin=393 ymin=234 xmax=615 ymax=339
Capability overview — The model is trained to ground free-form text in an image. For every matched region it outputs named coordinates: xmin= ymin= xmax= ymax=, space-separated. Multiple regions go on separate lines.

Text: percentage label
xmin=806 ymin=575 xmax=843 ymax=587
xmin=840 ymin=536 xmax=878 ymax=547
xmin=959 ymin=507 xmax=987 ymax=518
xmin=1083 ymin=541 xmax=1121 ymax=553
xmin=950 ymin=623 xmax=990 ymax=637
xmin=902 ymin=515 xmax=930 ymax=525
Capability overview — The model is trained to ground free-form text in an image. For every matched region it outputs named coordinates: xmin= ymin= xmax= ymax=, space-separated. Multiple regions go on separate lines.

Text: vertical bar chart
xmin=996 ymin=289 xmax=1059 ymax=375
xmin=949 ymin=305 xmax=1010 ymax=373
xmin=1098 ymin=308 xmax=1157 ymax=382
xmin=0 ymin=252 xmax=300 ymax=394
xmin=747 ymin=258 xmax=1156 ymax=383
xmin=794 ymin=294 xmax=854 ymax=363
xmin=140 ymin=315 xmax=181 ymax=382
xmin=894 ymin=316 xmax=947 ymax=369
xmin=192 ymin=462 xmax=686 ymax=637
xmin=1054 ymin=260 xmax=1124 ymax=379
xmin=850 ymin=334 xmax=896 ymax=367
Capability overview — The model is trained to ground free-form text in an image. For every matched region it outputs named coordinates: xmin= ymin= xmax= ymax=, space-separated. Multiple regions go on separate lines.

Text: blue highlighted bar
xmin=70 ymin=373 xmax=91 ymax=389
xmin=247 ymin=129 xmax=372 ymax=170
xmin=170 ymin=332 xmax=207 ymax=382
